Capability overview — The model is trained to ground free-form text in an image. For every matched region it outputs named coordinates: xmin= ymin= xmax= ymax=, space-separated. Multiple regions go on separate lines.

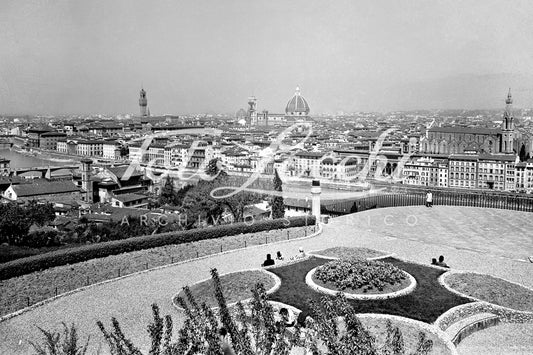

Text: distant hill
xmin=370 ymin=73 xmax=533 ymax=111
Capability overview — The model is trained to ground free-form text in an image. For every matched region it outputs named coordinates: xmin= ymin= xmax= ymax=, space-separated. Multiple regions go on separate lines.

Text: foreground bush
xmin=0 ymin=216 xmax=315 ymax=280
xmin=32 ymin=268 xmax=433 ymax=355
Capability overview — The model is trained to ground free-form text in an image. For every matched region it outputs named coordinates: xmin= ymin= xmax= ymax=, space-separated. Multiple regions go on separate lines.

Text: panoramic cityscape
xmin=1 ymin=1 xmax=532 ymax=355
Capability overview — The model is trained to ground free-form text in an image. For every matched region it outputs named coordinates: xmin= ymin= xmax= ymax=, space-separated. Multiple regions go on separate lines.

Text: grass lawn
xmin=457 ymin=322 xmax=533 ymax=355
xmin=446 ymin=272 xmax=533 ymax=312
xmin=360 ymin=316 xmax=451 ymax=354
xmin=312 ymin=270 xmax=412 ymax=295
xmin=267 ymin=256 xmax=472 ymax=323
xmin=0 ymin=226 xmax=311 ymax=317
xmin=313 ymin=246 xmax=386 ymax=260
xmin=174 ymin=270 xmax=275 ymax=308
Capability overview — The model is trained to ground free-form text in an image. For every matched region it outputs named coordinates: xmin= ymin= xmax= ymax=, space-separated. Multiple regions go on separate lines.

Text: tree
xmin=0 ymin=203 xmax=31 ymax=244
xmin=519 ymin=144 xmax=527 ymax=162
xmin=526 ymin=152 xmax=531 ymax=162
xmin=271 ymin=169 xmax=285 ymax=219
xmin=205 ymin=158 xmax=223 ymax=178
xmin=159 ymin=177 xmax=178 ymax=206
xmin=119 ymin=146 xmax=129 ymax=158
xmin=26 ymin=200 xmax=56 ymax=227
xmin=180 ymin=173 xmax=269 ymax=226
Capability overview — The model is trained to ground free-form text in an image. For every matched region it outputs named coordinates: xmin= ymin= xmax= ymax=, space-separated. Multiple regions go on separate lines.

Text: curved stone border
xmin=0 ymin=223 xmax=323 ymax=323
xmin=172 ymin=268 xmax=282 ymax=312
xmin=356 ymin=313 xmax=458 ymax=355
xmin=449 ymin=313 xmax=500 ymax=346
xmin=307 ymin=248 xmax=395 ymax=261
xmin=305 ymin=266 xmax=417 ymax=300
xmin=435 ymin=302 xmax=487 ymax=331
xmin=434 ymin=271 xmax=533 ymax=336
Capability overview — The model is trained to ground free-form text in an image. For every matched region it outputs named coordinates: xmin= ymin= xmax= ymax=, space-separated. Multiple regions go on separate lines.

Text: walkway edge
xmin=0 ymin=223 xmax=323 ymax=324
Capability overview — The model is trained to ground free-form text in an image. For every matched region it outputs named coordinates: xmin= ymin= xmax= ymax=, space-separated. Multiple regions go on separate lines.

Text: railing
xmin=323 ymin=191 xmax=533 ymax=216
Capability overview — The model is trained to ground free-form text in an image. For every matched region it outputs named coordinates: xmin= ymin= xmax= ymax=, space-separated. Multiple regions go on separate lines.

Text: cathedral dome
xmin=235 ymin=108 xmax=247 ymax=119
xmin=285 ymin=87 xmax=310 ymax=115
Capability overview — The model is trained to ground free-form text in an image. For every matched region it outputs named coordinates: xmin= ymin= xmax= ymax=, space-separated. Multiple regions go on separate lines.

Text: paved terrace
xmin=1 ymin=206 xmax=532 ymax=354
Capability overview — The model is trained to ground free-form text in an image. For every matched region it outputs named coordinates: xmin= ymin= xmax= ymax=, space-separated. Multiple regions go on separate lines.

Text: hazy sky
xmin=1 ymin=0 xmax=533 ymax=115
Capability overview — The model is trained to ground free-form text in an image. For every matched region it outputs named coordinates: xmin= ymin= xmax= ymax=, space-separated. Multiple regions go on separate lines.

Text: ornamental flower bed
xmin=313 ymin=257 xmax=406 ymax=293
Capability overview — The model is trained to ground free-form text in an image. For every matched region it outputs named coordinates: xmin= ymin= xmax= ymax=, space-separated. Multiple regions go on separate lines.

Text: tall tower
xmin=247 ymin=96 xmax=257 ymax=126
xmin=81 ymin=158 xmax=93 ymax=203
xmin=501 ymin=88 xmax=515 ymax=154
xmin=139 ymin=87 xmax=148 ymax=117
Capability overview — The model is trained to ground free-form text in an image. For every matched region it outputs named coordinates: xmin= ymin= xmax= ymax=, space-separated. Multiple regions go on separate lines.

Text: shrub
xmin=29 ymin=322 xmax=89 ymax=355
xmin=32 ymin=268 xmax=433 ymax=355
xmin=0 ymin=216 xmax=315 ymax=280
xmin=21 ymin=228 xmax=61 ymax=248
xmin=314 ymin=257 xmax=406 ymax=292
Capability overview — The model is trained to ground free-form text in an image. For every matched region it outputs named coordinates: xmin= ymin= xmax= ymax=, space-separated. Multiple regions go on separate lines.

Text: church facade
xmin=420 ymin=90 xmax=515 ymax=156
xmin=238 ymin=87 xmax=311 ymax=127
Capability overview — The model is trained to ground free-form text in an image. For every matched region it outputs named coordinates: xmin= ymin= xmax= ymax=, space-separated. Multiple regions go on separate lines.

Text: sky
xmin=1 ymin=0 xmax=533 ymax=115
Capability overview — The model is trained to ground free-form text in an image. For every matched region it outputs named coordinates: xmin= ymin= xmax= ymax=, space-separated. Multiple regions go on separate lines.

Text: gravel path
xmin=0 ymin=226 xmax=313 ymax=317
xmin=1 ymin=206 xmax=531 ymax=354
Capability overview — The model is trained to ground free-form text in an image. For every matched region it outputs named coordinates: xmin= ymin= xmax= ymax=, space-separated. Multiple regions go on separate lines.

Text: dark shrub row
xmin=0 ymin=216 xmax=316 ymax=281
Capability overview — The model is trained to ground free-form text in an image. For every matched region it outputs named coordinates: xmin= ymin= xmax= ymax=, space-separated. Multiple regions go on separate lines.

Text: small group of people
xmin=261 ymin=247 xmax=306 ymax=267
xmin=431 ymin=255 xmax=449 ymax=268
xmin=261 ymin=251 xmax=284 ymax=267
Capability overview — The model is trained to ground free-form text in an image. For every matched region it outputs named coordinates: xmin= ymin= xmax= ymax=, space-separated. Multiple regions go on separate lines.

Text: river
xmin=0 ymin=149 xmax=76 ymax=169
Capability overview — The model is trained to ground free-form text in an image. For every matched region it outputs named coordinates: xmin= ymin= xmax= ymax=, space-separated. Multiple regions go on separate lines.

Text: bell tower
xmin=247 ymin=96 xmax=257 ymax=126
xmin=501 ymin=88 xmax=514 ymax=154
xmin=139 ymin=87 xmax=148 ymax=117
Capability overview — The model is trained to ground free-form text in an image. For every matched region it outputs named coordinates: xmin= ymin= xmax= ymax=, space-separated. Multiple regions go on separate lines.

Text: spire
xmin=506 ymin=88 xmax=513 ymax=105
xmin=295 ymin=86 xmax=301 ymax=96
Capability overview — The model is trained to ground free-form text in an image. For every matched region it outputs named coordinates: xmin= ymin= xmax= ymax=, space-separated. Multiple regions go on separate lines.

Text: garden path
xmin=0 ymin=206 xmax=531 ymax=354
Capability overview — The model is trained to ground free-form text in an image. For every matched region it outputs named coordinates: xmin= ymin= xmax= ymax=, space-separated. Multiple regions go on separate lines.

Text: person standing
xmin=426 ymin=191 xmax=433 ymax=207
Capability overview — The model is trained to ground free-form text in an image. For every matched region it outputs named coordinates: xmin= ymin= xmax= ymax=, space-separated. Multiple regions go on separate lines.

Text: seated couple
xmin=261 ymin=251 xmax=284 ymax=267
xmin=431 ymin=255 xmax=449 ymax=268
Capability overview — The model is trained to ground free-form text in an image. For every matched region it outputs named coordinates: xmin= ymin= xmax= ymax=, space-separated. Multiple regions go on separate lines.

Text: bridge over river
xmin=10 ymin=164 xmax=80 ymax=178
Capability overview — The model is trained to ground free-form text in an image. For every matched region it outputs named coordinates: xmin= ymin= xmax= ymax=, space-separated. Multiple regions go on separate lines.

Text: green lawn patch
xmin=313 ymin=246 xmax=386 ymax=260
xmin=446 ymin=272 xmax=533 ymax=312
xmin=174 ymin=270 xmax=275 ymax=308
xmin=267 ymin=256 xmax=472 ymax=323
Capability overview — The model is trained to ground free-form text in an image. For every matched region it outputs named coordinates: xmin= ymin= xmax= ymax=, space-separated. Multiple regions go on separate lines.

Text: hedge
xmin=0 ymin=216 xmax=316 ymax=281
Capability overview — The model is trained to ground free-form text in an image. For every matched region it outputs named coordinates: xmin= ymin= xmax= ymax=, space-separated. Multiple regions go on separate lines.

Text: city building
xmin=420 ymin=90 xmax=516 ymax=155
xmin=40 ymin=131 xmax=67 ymax=150
xmin=76 ymin=140 xmax=104 ymax=156
xmin=3 ymin=179 xmax=81 ymax=203
xmin=285 ymin=87 xmax=310 ymax=121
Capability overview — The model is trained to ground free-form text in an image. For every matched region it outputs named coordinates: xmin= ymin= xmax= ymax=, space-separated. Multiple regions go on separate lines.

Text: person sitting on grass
xmin=297 ymin=309 xmax=311 ymax=328
xmin=278 ymin=307 xmax=296 ymax=328
xmin=436 ymin=255 xmax=449 ymax=268
xmin=431 ymin=258 xmax=437 ymax=265
xmin=276 ymin=251 xmax=284 ymax=261
xmin=261 ymin=253 xmax=275 ymax=267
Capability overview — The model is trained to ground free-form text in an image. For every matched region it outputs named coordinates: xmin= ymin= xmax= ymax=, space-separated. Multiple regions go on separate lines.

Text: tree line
xmin=0 ymin=201 xmax=56 ymax=246
xmin=154 ymin=158 xmax=286 ymax=228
